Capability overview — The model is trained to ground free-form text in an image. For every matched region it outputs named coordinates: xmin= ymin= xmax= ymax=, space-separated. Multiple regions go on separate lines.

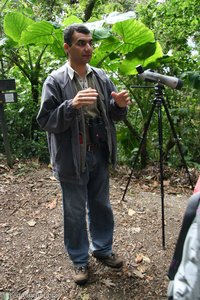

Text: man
xmin=37 ymin=24 xmax=130 ymax=285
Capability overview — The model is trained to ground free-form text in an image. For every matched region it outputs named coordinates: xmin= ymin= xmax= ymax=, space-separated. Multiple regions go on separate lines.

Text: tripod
xmin=122 ymin=83 xmax=193 ymax=248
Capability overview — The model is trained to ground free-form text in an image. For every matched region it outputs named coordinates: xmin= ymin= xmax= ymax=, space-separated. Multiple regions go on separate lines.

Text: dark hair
xmin=64 ymin=24 xmax=91 ymax=46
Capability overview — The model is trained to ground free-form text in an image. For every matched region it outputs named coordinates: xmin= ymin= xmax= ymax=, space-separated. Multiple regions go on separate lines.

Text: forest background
xmin=0 ymin=0 xmax=199 ymax=171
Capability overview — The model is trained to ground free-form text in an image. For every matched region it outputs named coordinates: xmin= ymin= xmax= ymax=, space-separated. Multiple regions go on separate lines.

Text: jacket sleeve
xmin=36 ymin=75 xmax=78 ymax=133
xmin=110 ymin=98 xmax=128 ymax=121
xmin=107 ymin=77 xmax=128 ymax=122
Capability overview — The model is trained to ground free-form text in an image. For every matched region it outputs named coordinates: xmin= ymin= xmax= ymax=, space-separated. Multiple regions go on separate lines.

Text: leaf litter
xmin=0 ymin=160 xmax=198 ymax=299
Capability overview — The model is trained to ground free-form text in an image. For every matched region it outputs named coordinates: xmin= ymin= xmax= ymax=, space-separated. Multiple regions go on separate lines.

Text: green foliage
xmin=125 ymin=0 xmax=200 ymax=168
xmin=3 ymin=12 xmax=64 ymax=56
xmin=4 ymin=12 xmax=34 ymax=41
xmin=87 ymin=16 xmax=163 ymax=73
xmin=0 ymin=0 xmax=199 ymax=169
xmin=1 ymin=8 xmax=163 ymax=162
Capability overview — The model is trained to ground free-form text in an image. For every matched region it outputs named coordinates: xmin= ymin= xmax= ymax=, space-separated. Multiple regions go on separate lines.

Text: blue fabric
xmin=60 ymin=146 xmax=114 ymax=267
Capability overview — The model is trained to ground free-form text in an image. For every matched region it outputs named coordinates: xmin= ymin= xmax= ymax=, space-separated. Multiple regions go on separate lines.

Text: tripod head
xmin=136 ymin=65 xmax=183 ymax=90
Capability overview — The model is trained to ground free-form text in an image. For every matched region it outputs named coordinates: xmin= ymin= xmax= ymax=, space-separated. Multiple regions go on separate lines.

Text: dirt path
xmin=0 ymin=161 xmax=195 ymax=299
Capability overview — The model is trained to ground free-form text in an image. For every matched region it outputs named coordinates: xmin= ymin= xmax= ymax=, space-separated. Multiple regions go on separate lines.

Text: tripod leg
xmin=121 ymin=101 xmax=156 ymax=202
xmin=162 ymin=98 xmax=194 ymax=188
xmin=157 ymin=102 xmax=166 ymax=249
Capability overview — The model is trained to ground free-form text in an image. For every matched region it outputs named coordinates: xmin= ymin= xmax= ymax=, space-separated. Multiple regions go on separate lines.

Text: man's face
xmin=64 ymin=31 xmax=93 ymax=65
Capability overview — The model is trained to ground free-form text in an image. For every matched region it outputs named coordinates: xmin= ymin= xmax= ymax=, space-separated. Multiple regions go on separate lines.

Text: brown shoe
xmin=73 ymin=266 xmax=89 ymax=285
xmin=92 ymin=253 xmax=123 ymax=268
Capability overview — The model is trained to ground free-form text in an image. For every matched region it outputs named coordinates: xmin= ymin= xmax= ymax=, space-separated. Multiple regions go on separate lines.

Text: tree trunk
xmin=84 ymin=0 xmax=96 ymax=21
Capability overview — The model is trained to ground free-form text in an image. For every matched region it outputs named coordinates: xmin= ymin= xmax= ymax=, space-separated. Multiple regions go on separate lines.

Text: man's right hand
xmin=72 ymin=88 xmax=98 ymax=109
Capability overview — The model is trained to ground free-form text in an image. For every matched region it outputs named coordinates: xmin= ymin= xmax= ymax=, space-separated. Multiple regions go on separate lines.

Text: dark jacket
xmin=37 ymin=63 xmax=127 ymax=182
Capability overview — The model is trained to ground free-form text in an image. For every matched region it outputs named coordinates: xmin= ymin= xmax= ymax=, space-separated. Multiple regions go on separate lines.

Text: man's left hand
xmin=111 ymin=90 xmax=131 ymax=108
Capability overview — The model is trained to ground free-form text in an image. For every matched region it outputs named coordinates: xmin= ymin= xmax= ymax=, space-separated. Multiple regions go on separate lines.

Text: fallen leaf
xmin=132 ymin=227 xmax=141 ymax=233
xmin=79 ymin=290 xmax=90 ymax=300
xmin=141 ymin=184 xmax=149 ymax=191
xmin=128 ymin=208 xmax=136 ymax=216
xmin=19 ymin=289 xmax=29 ymax=300
xmin=27 ymin=220 xmax=36 ymax=227
xmin=143 ymin=255 xmax=151 ymax=264
xmin=133 ymin=269 xmax=145 ymax=278
xmin=0 ymin=164 xmax=10 ymax=171
xmin=153 ymin=181 xmax=159 ymax=187
xmin=0 ymin=223 xmax=9 ymax=228
xmin=135 ymin=253 xmax=144 ymax=264
xmin=3 ymin=293 xmax=10 ymax=300
xmin=146 ymin=275 xmax=154 ymax=281
xmin=54 ymin=272 xmax=63 ymax=282
xmin=164 ymin=180 xmax=170 ymax=186
xmin=102 ymin=278 xmax=116 ymax=288
xmin=137 ymin=265 xmax=148 ymax=273
xmin=46 ymin=198 xmax=57 ymax=210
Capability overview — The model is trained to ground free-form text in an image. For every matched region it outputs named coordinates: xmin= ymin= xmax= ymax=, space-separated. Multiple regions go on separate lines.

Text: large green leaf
xmin=143 ymin=42 xmax=163 ymax=68
xmin=91 ymin=18 xmax=159 ymax=69
xmin=98 ymin=36 xmax=122 ymax=52
xmin=50 ymin=29 xmax=65 ymax=57
xmin=92 ymin=28 xmax=112 ymax=41
xmin=130 ymin=42 xmax=157 ymax=60
xmin=90 ymin=36 xmax=121 ymax=67
xmin=90 ymin=19 xmax=163 ymax=72
xmin=85 ymin=11 xmax=136 ymax=29
xmin=119 ymin=42 xmax=163 ymax=75
xmin=4 ymin=12 xmax=34 ymax=42
xmin=112 ymin=19 xmax=155 ymax=54
xmin=90 ymin=47 xmax=110 ymax=67
xmin=19 ymin=21 xmax=59 ymax=45
xmin=62 ymin=15 xmax=82 ymax=27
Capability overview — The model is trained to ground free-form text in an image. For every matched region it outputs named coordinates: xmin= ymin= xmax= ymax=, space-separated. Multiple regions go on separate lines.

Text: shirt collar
xmin=66 ymin=62 xmax=92 ymax=80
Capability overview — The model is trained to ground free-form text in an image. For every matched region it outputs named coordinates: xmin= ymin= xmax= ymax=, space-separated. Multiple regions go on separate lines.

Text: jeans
xmin=60 ymin=146 xmax=114 ymax=267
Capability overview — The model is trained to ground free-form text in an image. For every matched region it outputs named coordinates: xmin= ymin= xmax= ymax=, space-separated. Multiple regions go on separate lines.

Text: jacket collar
xmin=66 ymin=62 xmax=92 ymax=80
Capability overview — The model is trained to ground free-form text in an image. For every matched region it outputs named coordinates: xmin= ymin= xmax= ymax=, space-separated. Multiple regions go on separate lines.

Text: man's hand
xmin=72 ymin=88 xmax=98 ymax=109
xmin=111 ymin=90 xmax=131 ymax=108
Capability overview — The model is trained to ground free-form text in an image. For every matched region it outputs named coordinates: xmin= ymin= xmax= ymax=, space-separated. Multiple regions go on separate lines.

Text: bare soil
xmin=0 ymin=160 xmax=198 ymax=300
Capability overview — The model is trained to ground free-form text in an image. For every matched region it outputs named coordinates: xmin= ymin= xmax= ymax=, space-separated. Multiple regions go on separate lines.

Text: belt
xmin=86 ymin=143 xmax=107 ymax=152
xmin=87 ymin=144 xmax=96 ymax=152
